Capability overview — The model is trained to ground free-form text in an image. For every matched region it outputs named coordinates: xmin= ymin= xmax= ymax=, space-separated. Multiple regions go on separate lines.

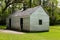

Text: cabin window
xmin=39 ymin=20 xmax=42 ymax=25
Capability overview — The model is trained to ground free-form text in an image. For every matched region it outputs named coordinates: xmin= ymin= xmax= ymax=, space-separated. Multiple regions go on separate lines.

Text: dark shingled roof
xmin=11 ymin=6 xmax=40 ymax=17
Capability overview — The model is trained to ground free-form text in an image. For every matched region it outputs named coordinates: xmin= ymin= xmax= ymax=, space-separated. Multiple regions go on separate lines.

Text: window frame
xmin=39 ymin=19 xmax=42 ymax=25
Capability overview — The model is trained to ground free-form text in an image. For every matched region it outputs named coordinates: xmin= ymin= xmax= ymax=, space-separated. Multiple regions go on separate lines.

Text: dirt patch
xmin=0 ymin=29 xmax=25 ymax=34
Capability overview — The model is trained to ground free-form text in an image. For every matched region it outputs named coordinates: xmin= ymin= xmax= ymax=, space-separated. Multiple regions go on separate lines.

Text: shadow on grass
xmin=6 ymin=28 xmax=49 ymax=33
xmin=22 ymin=30 xmax=49 ymax=33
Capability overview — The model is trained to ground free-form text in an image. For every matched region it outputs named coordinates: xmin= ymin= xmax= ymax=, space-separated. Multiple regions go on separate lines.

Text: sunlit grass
xmin=0 ymin=25 xmax=60 ymax=40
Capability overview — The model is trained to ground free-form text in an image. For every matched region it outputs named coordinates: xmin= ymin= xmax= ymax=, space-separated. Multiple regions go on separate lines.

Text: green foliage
xmin=43 ymin=0 xmax=60 ymax=25
xmin=0 ymin=0 xmax=23 ymax=25
xmin=0 ymin=0 xmax=60 ymax=25
xmin=0 ymin=25 xmax=6 ymax=29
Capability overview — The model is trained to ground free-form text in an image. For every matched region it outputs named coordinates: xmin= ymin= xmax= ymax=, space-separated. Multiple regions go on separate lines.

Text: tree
xmin=0 ymin=0 xmax=23 ymax=25
xmin=2 ymin=0 xmax=23 ymax=13
xmin=46 ymin=0 xmax=58 ymax=25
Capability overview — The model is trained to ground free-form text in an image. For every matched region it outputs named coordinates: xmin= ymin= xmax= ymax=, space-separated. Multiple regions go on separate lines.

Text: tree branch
xmin=2 ymin=0 xmax=23 ymax=13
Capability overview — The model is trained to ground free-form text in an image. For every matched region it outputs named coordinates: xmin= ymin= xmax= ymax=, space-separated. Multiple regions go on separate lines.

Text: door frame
xmin=20 ymin=18 xmax=23 ymax=31
xmin=9 ymin=18 xmax=11 ymax=29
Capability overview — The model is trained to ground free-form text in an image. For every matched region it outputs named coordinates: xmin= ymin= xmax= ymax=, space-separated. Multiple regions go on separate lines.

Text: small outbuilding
xmin=6 ymin=6 xmax=49 ymax=31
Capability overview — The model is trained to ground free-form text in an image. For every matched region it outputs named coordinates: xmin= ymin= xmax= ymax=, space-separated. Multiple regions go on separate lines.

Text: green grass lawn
xmin=0 ymin=26 xmax=60 ymax=40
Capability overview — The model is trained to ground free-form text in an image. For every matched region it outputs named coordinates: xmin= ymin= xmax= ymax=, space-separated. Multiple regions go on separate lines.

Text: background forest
xmin=0 ymin=0 xmax=60 ymax=25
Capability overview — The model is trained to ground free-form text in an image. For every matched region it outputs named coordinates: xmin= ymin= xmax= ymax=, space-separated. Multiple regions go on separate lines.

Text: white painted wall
xmin=30 ymin=6 xmax=49 ymax=31
xmin=11 ymin=17 xmax=21 ymax=30
xmin=23 ymin=17 xmax=30 ymax=31
xmin=6 ymin=18 xmax=9 ymax=27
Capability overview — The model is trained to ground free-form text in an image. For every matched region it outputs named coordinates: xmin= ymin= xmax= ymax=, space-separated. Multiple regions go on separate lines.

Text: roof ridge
xmin=10 ymin=6 xmax=40 ymax=17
